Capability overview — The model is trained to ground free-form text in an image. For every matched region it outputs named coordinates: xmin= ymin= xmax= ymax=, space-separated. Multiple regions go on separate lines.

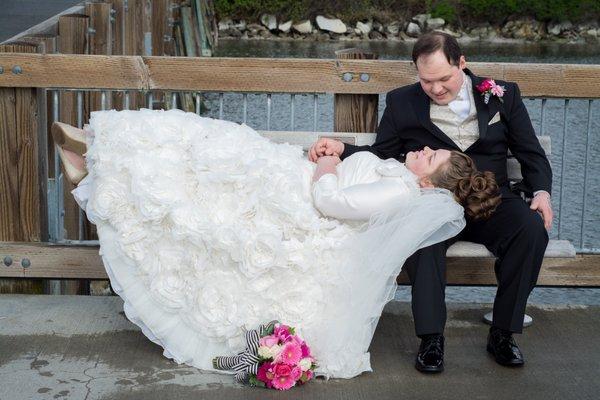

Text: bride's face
xmin=405 ymin=147 xmax=451 ymax=187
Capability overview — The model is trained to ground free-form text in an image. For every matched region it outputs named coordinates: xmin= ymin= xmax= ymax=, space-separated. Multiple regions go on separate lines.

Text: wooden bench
xmin=261 ymin=130 xmax=575 ymax=255
xmin=260 ymin=130 xmax=578 ymax=326
xmin=0 ymin=129 xmax=586 ymax=294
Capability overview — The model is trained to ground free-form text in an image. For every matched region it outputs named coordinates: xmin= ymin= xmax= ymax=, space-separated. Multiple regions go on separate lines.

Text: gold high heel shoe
xmin=51 ymin=121 xmax=87 ymax=156
xmin=56 ymin=146 xmax=88 ymax=186
xmin=52 ymin=122 xmax=88 ymax=185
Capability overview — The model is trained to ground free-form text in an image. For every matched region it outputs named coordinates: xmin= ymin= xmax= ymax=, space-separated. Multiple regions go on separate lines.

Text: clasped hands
xmin=309 ymin=138 xmax=344 ymax=182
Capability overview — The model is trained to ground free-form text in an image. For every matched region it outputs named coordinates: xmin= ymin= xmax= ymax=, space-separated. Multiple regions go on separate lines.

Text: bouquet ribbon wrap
xmin=212 ymin=320 xmax=279 ymax=384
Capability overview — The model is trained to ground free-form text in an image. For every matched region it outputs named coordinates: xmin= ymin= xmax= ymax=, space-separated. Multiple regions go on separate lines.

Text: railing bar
xmin=580 ymin=100 xmax=593 ymax=248
xmin=101 ymin=91 xmax=108 ymax=110
xmin=540 ymin=98 xmax=546 ymax=136
xmin=52 ymin=90 xmax=62 ymax=242
xmin=54 ymin=239 xmax=100 ymax=246
xmin=313 ymin=93 xmax=318 ymax=132
xmin=242 ymin=93 xmax=247 ymax=124
xmin=266 ymin=93 xmax=272 ymax=130
xmin=124 ymin=91 xmax=130 ymax=110
xmin=195 ymin=93 xmax=201 ymax=115
xmin=171 ymin=92 xmax=177 ymax=109
xmin=147 ymin=92 xmax=153 ymax=109
xmin=219 ymin=92 xmax=224 ymax=119
xmin=77 ymin=91 xmax=84 ymax=241
xmin=290 ymin=94 xmax=295 ymax=131
xmin=557 ymin=99 xmax=569 ymax=239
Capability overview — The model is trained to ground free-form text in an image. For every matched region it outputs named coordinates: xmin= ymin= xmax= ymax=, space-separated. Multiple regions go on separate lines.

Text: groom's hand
xmin=530 ymin=192 xmax=553 ymax=231
xmin=309 ymin=138 xmax=345 ymax=162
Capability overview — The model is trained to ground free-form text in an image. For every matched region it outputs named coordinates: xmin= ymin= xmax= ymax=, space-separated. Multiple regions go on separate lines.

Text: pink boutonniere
xmin=476 ymin=79 xmax=506 ymax=104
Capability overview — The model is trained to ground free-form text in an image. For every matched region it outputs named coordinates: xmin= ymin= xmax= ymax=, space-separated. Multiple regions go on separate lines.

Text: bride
xmin=52 ymin=108 xmax=500 ymax=380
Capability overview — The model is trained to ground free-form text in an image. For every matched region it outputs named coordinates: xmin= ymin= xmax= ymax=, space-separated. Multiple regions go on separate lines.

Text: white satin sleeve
xmin=312 ymin=173 xmax=413 ymax=220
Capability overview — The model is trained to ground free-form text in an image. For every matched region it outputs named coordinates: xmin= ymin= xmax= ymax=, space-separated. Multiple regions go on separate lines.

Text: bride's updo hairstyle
xmin=429 ymin=151 xmax=501 ymax=220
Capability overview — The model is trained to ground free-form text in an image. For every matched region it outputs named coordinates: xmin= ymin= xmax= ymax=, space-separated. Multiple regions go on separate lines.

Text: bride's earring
xmin=419 ymin=177 xmax=434 ymax=189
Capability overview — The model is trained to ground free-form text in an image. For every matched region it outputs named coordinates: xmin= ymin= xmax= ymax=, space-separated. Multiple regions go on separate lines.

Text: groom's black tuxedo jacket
xmin=340 ymin=68 xmax=552 ymax=196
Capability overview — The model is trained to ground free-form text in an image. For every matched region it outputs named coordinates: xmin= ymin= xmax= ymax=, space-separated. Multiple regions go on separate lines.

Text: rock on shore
xmin=217 ymin=14 xmax=599 ymax=43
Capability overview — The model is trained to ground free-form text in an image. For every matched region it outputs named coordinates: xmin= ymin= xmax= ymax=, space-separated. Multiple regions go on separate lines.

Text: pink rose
xmin=274 ymin=324 xmax=291 ymax=341
xmin=272 ymin=362 xmax=297 ymax=391
xmin=476 ymin=79 xmax=493 ymax=93
xmin=274 ymin=363 xmax=292 ymax=377
xmin=299 ymin=369 xmax=314 ymax=384
xmin=291 ymin=366 xmax=302 ymax=381
xmin=259 ymin=334 xmax=279 ymax=347
xmin=300 ymin=342 xmax=311 ymax=358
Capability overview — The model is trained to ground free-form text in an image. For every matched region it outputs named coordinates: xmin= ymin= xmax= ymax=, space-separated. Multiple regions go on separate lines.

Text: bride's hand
xmin=317 ymin=155 xmax=342 ymax=165
xmin=309 ymin=138 xmax=345 ymax=162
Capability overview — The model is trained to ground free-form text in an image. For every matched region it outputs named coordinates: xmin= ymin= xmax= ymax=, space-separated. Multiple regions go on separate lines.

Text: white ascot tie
xmin=448 ymin=72 xmax=471 ymax=122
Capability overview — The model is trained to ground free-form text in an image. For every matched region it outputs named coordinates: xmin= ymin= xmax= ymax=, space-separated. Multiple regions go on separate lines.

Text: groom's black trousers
xmin=403 ymin=187 xmax=549 ymax=335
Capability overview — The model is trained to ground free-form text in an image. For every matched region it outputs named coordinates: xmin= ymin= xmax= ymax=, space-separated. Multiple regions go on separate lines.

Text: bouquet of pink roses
xmin=212 ymin=320 xmax=317 ymax=390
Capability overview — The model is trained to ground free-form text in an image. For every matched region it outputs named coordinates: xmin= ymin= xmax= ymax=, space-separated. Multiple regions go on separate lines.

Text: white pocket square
xmin=488 ymin=112 xmax=501 ymax=125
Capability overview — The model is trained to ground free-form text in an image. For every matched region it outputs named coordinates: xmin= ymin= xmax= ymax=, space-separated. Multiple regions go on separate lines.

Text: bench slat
xmin=0 ymin=242 xmax=592 ymax=286
xmin=447 ymin=239 xmax=576 ymax=258
xmin=259 ymin=131 xmax=550 ymax=155
xmin=260 ymin=131 xmax=549 ymax=182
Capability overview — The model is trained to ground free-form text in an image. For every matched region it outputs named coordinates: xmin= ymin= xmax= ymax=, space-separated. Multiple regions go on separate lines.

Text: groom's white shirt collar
xmin=447 ymin=71 xmax=471 ymax=122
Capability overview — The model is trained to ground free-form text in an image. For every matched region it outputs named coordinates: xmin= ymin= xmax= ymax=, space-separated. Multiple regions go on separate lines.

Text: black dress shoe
xmin=415 ymin=334 xmax=444 ymax=373
xmin=487 ymin=327 xmax=524 ymax=366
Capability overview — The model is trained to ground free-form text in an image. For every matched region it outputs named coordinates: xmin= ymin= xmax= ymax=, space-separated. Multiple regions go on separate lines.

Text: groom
xmin=309 ymin=32 xmax=552 ymax=373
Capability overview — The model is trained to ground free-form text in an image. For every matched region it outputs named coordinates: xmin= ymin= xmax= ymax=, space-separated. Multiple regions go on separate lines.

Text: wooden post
xmin=180 ymin=6 xmax=197 ymax=58
xmin=0 ymin=42 xmax=44 ymax=294
xmin=192 ymin=0 xmax=212 ymax=56
xmin=173 ymin=23 xmax=196 ymax=112
xmin=110 ymin=0 xmax=126 ymax=110
xmin=22 ymin=35 xmax=58 ymax=185
xmin=86 ymin=2 xmax=113 ymax=113
xmin=151 ymin=0 xmax=171 ymax=56
xmin=124 ymin=0 xmax=147 ymax=109
xmin=333 ymin=49 xmax=379 ymax=133
xmin=20 ymin=34 xmax=67 ymax=295
xmin=57 ymin=13 xmax=90 ymax=295
xmin=151 ymin=0 xmax=171 ymax=107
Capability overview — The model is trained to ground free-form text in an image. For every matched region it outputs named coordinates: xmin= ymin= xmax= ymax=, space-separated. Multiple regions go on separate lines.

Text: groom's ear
xmin=459 ymin=55 xmax=466 ymax=70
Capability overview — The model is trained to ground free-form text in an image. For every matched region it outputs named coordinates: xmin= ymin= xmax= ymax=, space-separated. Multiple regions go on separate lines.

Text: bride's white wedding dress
xmin=71 ymin=108 xmax=465 ymax=379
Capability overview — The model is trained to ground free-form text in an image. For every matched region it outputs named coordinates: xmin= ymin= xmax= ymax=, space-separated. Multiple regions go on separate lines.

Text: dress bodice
xmin=312 ymin=151 xmax=420 ymax=220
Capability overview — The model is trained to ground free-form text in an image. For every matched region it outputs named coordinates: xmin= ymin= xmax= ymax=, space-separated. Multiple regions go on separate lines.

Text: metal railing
xmin=45 ymin=88 xmax=599 ymax=253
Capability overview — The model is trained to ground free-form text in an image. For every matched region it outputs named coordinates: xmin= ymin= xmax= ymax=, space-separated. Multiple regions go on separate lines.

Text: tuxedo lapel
xmin=412 ymin=86 xmax=461 ymax=150
xmin=467 ymin=69 xmax=495 ymax=144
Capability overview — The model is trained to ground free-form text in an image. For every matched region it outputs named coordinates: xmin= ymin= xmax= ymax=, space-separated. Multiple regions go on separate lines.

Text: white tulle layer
xmin=72 ymin=108 xmax=465 ymax=379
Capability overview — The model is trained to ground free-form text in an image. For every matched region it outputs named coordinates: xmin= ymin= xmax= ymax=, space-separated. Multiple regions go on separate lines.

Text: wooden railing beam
xmin=1 ymin=54 xmax=599 ymax=98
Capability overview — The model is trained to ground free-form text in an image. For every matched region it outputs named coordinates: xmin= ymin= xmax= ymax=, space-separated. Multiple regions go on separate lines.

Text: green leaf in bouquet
xmin=289 ymin=327 xmax=296 ymax=335
xmin=248 ymin=374 xmax=266 ymax=388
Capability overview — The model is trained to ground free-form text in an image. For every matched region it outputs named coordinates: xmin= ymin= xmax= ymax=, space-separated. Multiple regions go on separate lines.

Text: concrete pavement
xmin=1 ymin=294 xmax=599 ymax=400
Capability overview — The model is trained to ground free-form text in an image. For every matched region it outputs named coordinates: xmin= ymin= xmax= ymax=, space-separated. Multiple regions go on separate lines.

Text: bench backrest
xmin=258 ymin=131 xmax=551 ymax=181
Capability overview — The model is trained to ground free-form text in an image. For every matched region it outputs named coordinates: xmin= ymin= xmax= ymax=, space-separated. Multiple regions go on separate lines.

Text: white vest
xmin=430 ymin=75 xmax=480 ymax=152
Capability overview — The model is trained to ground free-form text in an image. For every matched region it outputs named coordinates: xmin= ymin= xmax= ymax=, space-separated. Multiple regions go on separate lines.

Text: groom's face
xmin=416 ymin=50 xmax=466 ymax=105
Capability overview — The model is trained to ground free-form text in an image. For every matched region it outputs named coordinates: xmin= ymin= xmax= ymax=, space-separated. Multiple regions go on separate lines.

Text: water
xmin=202 ymin=39 xmax=600 ymax=252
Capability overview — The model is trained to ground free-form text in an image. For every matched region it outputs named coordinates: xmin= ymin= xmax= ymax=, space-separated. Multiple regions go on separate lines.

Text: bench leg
xmin=483 ymin=311 xmax=533 ymax=328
